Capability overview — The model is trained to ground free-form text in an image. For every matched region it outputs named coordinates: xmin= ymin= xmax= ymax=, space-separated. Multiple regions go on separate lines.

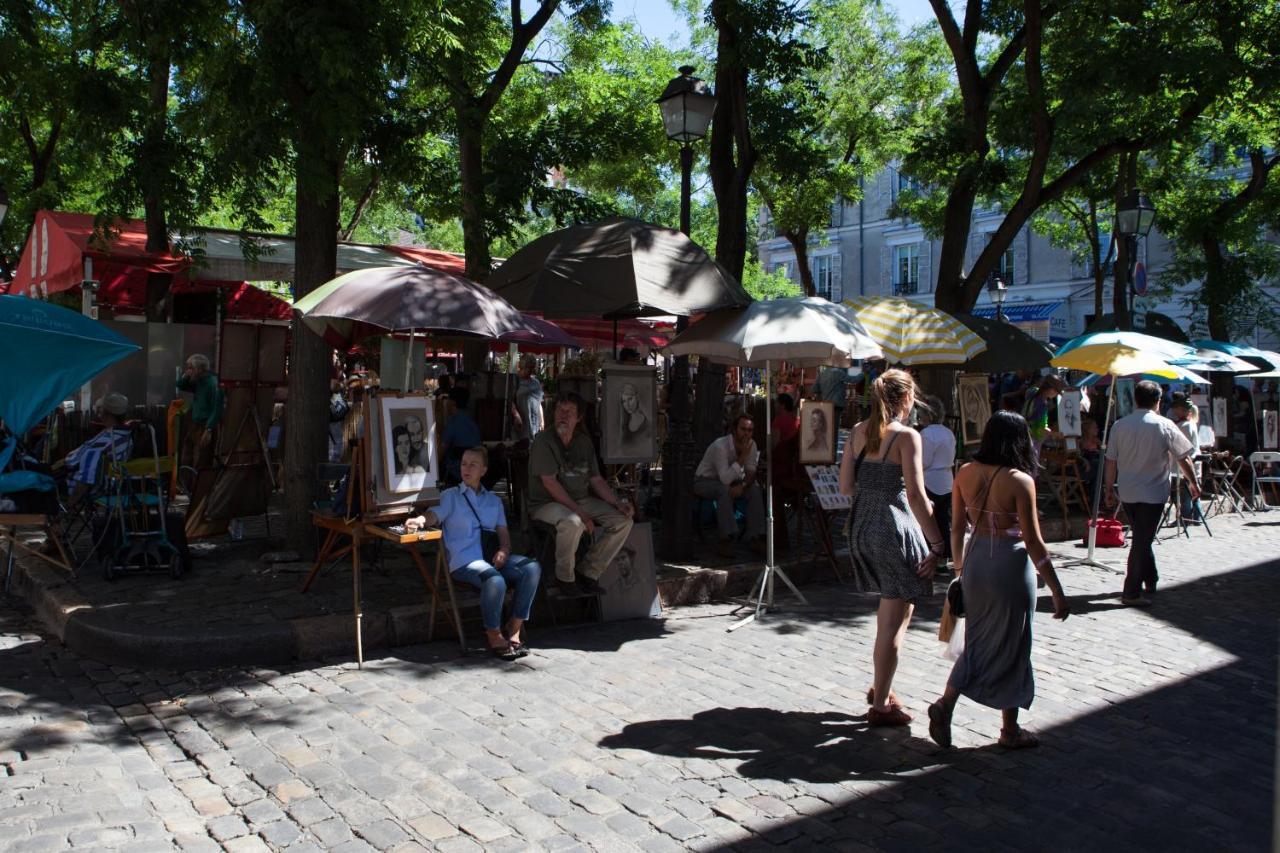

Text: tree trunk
xmin=283 ymin=144 xmax=342 ymax=553
xmin=784 ymin=231 xmax=815 ymax=297
xmin=457 ymin=107 xmax=491 ymax=283
xmin=142 ymin=50 xmax=170 ymax=254
xmin=708 ymin=0 xmax=757 ymax=282
xmin=932 ymin=165 xmax=982 ymax=313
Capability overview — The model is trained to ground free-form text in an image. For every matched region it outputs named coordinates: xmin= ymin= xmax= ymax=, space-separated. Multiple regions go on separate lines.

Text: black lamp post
xmin=656 ymin=66 xmax=715 ymax=560
xmin=988 ymin=275 xmax=1008 ymax=322
xmin=1115 ymin=188 xmax=1156 ymax=329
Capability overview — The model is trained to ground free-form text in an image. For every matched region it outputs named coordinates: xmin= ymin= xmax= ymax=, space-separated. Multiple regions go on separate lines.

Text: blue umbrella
xmin=1191 ymin=339 xmax=1279 ymax=374
xmin=0 ymin=295 xmax=140 ymax=436
xmin=1056 ymin=330 xmax=1196 ymax=361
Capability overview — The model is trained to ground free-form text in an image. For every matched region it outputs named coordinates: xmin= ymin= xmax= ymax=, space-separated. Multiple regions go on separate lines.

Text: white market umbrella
xmin=664 ymin=298 xmax=884 ymax=628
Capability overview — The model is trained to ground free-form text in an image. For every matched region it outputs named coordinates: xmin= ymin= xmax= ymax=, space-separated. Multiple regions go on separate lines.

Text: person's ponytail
xmin=864 ymin=369 xmax=916 ymax=455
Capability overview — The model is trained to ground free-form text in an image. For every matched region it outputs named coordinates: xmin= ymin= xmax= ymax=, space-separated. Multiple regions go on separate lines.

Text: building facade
xmin=758 ymin=165 xmax=1279 ymax=350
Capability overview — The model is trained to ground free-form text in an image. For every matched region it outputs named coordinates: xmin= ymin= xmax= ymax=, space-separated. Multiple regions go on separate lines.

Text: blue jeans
xmin=451 ymin=556 xmax=541 ymax=631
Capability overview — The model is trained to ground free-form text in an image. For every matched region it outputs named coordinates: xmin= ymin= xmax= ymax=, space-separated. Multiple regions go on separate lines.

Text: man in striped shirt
xmin=64 ymin=392 xmax=133 ymax=504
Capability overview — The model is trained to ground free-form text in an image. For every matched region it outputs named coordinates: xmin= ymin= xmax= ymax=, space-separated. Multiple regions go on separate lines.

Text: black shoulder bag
xmin=460 ymin=488 xmax=502 ymax=564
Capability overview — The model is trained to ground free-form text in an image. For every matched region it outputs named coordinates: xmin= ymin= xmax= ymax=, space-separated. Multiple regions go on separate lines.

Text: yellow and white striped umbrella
xmin=843 ymin=296 xmax=986 ymax=365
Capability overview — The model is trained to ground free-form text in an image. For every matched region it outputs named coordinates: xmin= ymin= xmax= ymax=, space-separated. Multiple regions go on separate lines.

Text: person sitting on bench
xmin=406 ymin=446 xmax=540 ymax=661
xmin=528 ymin=391 xmax=634 ymax=596
xmin=62 ymin=392 xmax=133 ymax=506
xmin=695 ymin=414 xmax=766 ymax=558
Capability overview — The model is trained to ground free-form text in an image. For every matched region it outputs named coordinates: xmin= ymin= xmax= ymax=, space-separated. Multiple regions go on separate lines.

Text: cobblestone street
xmin=2 ymin=514 xmax=1276 ymax=852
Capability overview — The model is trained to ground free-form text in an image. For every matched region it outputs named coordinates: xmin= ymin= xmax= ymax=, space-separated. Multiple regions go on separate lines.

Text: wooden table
xmin=303 ymin=511 xmax=464 ymax=667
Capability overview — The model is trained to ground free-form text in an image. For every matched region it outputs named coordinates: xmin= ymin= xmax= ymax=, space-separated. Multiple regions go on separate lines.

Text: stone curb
xmin=8 ymin=514 xmax=1087 ymax=669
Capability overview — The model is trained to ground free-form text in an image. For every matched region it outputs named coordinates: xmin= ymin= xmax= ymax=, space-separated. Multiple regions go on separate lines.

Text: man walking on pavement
xmin=1103 ymin=380 xmax=1199 ymax=606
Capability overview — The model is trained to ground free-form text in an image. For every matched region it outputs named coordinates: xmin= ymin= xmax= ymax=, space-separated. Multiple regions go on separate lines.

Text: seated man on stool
xmin=62 ymin=392 xmax=134 ymax=507
xmin=695 ymin=414 xmax=766 ymax=558
xmin=528 ymin=392 xmax=634 ymax=595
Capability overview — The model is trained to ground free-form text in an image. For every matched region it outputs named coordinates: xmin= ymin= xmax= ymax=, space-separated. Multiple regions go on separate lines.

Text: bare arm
xmin=899 ymin=429 xmax=942 ymax=545
xmin=1177 ymin=456 xmax=1200 ymax=497
xmin=1012 ymin=471 xmax=1069 ymax=619
xmin=950 ymin=471 xmax=967 ymax=573
xmin=1102 ymin=457 xmax=1118 ymax=505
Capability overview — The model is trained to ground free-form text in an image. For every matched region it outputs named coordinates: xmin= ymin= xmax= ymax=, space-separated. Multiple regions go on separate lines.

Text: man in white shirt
xmin=918 ymin=395 xmax=956 ymax=561
xmin=694 ymin=414 xmax=765 ymax=557
xmin=1104 ymin=380 xmax=1198 ymax=605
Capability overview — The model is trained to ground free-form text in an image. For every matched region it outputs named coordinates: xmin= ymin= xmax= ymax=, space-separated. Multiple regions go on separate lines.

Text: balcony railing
xmin=892 ymin=279 xmax=919 ymax=295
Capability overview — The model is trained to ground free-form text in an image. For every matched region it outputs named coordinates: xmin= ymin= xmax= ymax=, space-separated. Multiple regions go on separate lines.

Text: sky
xmin=609 ymin=0 xmax=938 ymax=42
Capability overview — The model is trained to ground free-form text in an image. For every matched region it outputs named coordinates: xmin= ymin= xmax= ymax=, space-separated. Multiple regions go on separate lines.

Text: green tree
xmin=901 ymin=0 xmax=1269 ymax=316
xmin=183 ymin=0 xmax=456 ymax=550
xmin=0 ymin=0 xmax=132 ymax=254
xmin=754 ymin=1 xmax=948 ymax=296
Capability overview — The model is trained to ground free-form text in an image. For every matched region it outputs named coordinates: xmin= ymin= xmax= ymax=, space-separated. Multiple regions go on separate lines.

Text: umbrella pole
xmin=1061 ymin=379 xmax=1121 ymax=572
xmin=403 ymin=329 xmax=417 ymax=391
xmin=728 ymin=359 xmax=807 ymax=633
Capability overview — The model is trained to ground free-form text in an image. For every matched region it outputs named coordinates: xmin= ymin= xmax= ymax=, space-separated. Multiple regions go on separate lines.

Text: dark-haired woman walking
xmin=927 ymin=411 xmax=1069 ymax=750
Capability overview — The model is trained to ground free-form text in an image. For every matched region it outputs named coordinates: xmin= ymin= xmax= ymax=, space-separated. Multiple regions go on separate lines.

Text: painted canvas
xmin=601 ymin=366 xmax=657 ymax=464
xmin=798 ymin=400 xmax=837 ymax=465
xmin=958 ymin=374 xmax=992 ymax=446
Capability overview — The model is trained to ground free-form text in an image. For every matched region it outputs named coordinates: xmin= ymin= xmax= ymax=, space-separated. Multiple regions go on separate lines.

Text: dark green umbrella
xmin=954 ymin=313 xmax=1054 ymax=373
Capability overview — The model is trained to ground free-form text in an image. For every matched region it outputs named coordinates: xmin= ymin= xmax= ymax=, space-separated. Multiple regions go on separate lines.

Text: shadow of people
xmin=600 ymin=706 xmax=939 ymax=783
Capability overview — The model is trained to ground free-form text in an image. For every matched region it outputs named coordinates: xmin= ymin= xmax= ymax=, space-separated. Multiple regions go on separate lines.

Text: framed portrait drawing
xmin=798 ymin=399 xmax=837 ymax=464
xmin=1265 ymin=410 xmax=1278 ymax=449
xmin=1114 ymin=379 xmax=1136 ymax=420
xmin=1212 ymin=397 xmax=1228 ymax=437
xmin=379 ymin=394 xmax=437 ymax=494
xmin=1057 ymin=388 xmax=1083 ymax=437
xmin=601 ymin=366 xmax=657 ymax=465
xmin=598 ymin=522 xmax=662 ymax=621
xmin=957 ymin=373 xmax=992 ymax=446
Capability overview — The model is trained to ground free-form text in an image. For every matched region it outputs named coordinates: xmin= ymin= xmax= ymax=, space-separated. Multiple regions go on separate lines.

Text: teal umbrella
xmin=0 ymin=295 xmax=140 ymax=435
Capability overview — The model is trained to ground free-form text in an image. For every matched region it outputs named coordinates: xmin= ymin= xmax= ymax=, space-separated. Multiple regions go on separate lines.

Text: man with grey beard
xmin=528 ymin=392 xmax=634 ymax=595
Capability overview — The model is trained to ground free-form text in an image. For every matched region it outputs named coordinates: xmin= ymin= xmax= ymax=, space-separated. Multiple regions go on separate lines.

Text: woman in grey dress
xmin=839 ymin=369 xmax=946 ymax=727
xmin=927 ymin=412 xmax=1070 ymax=750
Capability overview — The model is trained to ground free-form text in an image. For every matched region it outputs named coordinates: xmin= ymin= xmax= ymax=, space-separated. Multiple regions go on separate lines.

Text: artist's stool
xmin=528 ymin=520 xmax=602 ymax=626
xmin=1 ymin=514 xmax=73 ymax=593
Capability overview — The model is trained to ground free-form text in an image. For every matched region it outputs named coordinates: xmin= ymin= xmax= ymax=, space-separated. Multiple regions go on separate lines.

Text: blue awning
xmin=972 ymin=300 xmax=1063 ymax=323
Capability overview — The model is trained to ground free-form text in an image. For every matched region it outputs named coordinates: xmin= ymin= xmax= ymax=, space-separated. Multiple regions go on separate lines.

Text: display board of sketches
xmin=806 ymin=465 xmax=851 ymax=511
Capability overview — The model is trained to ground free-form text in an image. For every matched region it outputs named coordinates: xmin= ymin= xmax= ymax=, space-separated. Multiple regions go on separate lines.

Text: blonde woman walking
xmin=839 ymin=369 xmax=944 ymax=726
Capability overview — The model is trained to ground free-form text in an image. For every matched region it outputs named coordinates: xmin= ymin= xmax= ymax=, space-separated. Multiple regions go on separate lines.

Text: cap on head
xmin=99 ymin=392 xmax=129 ymax=417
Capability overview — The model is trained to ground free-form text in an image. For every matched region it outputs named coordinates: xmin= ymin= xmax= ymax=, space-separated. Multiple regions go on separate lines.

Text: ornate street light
xmin=656 ymin=66 xmax=716 ymax=560
xmin=1116 ymin=189 xmax=1156 ymax=328
xmin=988 ymin=275 xmax=1008 ymax=322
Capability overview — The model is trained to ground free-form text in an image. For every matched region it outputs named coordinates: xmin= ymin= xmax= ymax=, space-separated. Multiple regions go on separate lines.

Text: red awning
xmin=9 ymin=210 xmax=189 ymax=298
xmin=383 ymin=244 xmax=468 ymax=275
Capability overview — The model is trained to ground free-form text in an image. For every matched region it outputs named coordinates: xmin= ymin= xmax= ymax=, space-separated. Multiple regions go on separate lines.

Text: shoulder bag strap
xmin=460 ymin=488 xmax=492 ymax=531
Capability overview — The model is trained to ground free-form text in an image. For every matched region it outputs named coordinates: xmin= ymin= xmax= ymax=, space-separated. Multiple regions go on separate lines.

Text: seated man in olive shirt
xmin=528 ymin=392 xmax=634 ymax=595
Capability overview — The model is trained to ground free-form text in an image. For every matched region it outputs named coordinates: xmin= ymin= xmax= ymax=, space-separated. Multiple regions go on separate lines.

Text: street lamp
xmin=1116 ymin=189 xmax=1156 ymax=329
xmin=656 ymin=66 xmax=716 ymax=560
xmin=988 ymin=275 xmax=1008 ymax=322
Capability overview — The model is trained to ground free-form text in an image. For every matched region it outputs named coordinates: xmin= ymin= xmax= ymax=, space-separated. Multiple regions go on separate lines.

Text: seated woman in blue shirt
xmin=407 ymin=446 xmax=541 ymax=661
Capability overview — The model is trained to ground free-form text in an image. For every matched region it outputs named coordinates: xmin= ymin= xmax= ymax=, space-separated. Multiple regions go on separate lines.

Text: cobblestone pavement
xmin=2 ymin=514 xmax=1276 ymax=852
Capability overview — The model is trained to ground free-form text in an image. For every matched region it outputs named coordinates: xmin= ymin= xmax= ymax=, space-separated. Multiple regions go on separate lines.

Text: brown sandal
xmin=998 ymin=727 xmax=1039 ymax=750
xmin=867 ymin=706 xmax=913 ymax=727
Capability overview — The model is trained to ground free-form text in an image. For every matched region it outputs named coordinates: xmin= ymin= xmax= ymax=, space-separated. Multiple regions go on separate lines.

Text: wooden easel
xmin=301 ymin=394 xmax=464 ymax=667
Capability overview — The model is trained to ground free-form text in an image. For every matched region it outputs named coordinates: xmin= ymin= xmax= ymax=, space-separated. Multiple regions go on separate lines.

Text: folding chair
xmin=1203 ymin=452 xmax=1250 ymax=518
xmin=1249 ymin=451 xmax=1280 ymax=510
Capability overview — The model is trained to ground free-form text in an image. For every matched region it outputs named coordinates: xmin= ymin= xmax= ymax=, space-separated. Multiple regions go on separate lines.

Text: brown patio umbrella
xmin=485 ymin=216 xmax=752 ymax=318
xmin=292 ymin=263 xmax=552 ymax=349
